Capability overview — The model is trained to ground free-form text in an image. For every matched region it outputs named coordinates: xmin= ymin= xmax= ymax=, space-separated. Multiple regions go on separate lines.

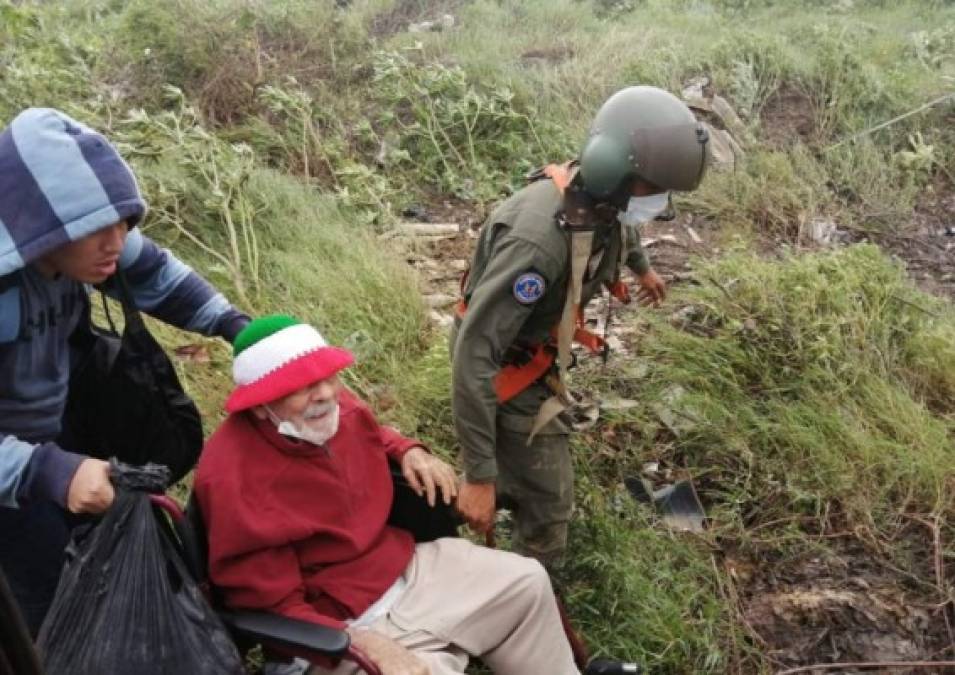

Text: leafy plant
xmin=116 ymin=88 xmax=263 ymax=308
xmin=371 ymin=48 xmax=545 ymax=200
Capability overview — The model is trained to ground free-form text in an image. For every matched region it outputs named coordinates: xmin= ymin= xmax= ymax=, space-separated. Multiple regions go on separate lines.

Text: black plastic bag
xmin=64 ymin=271 xmax=203 ymax=482
xmin=37 ymin=462 xmax=244 ymax=675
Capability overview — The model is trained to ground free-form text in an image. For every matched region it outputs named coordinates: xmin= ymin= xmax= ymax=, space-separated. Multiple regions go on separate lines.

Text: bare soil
xmin=759 ymin=84 xmax=817 ymax=148
xmin=862 ymin=184 xmax=955 ymax=302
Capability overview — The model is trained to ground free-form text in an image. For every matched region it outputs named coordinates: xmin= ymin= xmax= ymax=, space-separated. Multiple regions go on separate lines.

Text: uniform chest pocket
xmin=0 ymin=287 xmax=20 ymax=343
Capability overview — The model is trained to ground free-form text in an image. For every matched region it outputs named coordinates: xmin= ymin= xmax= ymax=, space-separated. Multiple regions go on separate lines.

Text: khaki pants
xmin=319 ymin=538 xmax=578 ymax=675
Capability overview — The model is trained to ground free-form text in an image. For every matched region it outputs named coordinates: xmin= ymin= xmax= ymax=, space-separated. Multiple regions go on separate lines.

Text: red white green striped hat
xmin=225 ymin=314 xmax=354 ymax=413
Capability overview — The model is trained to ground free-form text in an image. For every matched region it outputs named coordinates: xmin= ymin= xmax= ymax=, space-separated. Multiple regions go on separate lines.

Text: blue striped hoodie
xmin=0 ymin=108 xmax=249 ymax=509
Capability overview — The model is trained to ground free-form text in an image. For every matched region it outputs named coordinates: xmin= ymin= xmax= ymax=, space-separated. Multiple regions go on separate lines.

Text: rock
xmin=706 ymin=124 xmax=744 ymax=169
xmin=710 ymin=95 xmax=747 ymax=138
xmin=681 ymin=76 xmax=710 ymax=105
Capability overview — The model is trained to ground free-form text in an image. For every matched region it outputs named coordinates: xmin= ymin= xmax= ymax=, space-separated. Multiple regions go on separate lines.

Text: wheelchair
xmin=150 ymin=464 xmax=637 ymax=674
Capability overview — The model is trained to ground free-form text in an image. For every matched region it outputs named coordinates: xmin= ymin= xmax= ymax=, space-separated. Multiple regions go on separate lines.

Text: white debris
xmin=806 ymin=217 xmax=843 ymax=247
xmin=429 ymin=310 xmax=454 ymax=328
xmin=396 ymin=222 xmax=460 ymax=237
xmin=409 ymin=14 xmax=455 ymax=33
xmin=423 ymin=293 xmax=455 ymax=308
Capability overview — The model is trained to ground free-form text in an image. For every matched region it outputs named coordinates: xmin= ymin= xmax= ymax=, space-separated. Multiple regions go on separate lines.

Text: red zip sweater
xmin=194 ymin=389 xmax=418 ymax=630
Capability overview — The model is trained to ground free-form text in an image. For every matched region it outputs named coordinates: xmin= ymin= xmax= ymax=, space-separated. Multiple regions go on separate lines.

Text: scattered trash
xmin=944 ymin=226 xmax=955 ymax=237
xmin=652 ymin=384 xmax=700 ymax=436
xmin=600 ymin=397 xmax=640 ymax=411
xmin=396 ymin=222 xmax=460 ymax=237
xmin=642 ymin=461 xmax=659 ymax=475
xmin=408 ymin=14 xmax=455 ymax=33
xmin=805 ymin=217 xmax=847 ymax=247
xmin=625 ymin=475 xmax=706 ymax=533
xmin=401 ymin=204 xmax=429 ymax=221
xmin=423 ymin=292 xmax=455 ymax=308
xmin=685 ymin=225 xmax=703 ymax=245
xmin=642 ymin=234 xmax=680 ymax=248
xmin=429 ymin=310 xmax=454 ymax=328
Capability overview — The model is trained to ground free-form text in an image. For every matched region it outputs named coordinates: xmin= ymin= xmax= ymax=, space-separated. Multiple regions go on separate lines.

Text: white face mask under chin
xmin=266 ymin=402 xmax=340 ymax=447
xmin=618 ymin=192 xmax=670 ymax=226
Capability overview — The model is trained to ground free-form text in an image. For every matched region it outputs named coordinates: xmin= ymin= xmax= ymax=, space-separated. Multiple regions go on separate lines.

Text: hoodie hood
xmin=0 ymin=108 xmax=147 ymax=277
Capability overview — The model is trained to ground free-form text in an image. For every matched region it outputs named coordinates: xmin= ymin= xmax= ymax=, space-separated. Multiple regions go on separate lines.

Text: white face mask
xmin=618 ymin=192 xmax=670 ymax=226
xmin=266 ymin=400 xmax=340 ymax=447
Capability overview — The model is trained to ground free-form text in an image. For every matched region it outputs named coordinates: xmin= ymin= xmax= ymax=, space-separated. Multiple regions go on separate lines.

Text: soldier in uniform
xmin=450 ymin=86 xmax=709 ymax=564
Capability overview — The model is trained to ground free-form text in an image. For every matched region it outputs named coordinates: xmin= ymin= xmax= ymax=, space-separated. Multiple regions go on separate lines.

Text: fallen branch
xmin=825 ymin=92 xmax=955 ymax=152
xmin=395 ymin=222 xmax=460 ymax=237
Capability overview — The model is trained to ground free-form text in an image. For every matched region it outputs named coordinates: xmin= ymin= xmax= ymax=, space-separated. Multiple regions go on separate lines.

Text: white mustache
xmin=303 ymin=401 xmax=337 ymax=419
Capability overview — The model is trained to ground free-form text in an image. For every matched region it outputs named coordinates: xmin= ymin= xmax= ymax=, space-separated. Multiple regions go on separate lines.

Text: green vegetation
xmin=3 ymin=0 xmax=954 ymax=671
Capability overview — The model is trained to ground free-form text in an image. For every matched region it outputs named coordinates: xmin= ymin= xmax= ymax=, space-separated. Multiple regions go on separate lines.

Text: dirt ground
xmin=395 ymin=174 xmax=954 ymax=670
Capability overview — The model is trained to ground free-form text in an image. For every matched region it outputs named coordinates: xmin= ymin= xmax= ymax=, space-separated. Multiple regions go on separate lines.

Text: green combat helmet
xmin=579 ymin=86 xmax=710 ymax=203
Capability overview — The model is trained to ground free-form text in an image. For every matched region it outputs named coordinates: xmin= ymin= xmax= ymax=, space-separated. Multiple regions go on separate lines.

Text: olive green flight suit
xmin=450 ymin=176 xmax=650 ymax=563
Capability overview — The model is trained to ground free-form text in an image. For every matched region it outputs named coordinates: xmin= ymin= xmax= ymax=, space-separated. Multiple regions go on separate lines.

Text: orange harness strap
xmin=494 ymin=344 xmax=556 ymax=403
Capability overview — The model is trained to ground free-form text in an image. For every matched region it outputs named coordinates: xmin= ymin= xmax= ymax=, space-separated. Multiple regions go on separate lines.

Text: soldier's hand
xmin=636 ymin=268 xmax=667 ymax=307
xmin=347 ymin=628 xmax=429 ymax=675
xmin=401 ymin=447 xmax=458 ymax=507
xmin=455 ymin=481 xmax=496 ymax=533
xmin=67 ymin=458 xmax=115 ymax=514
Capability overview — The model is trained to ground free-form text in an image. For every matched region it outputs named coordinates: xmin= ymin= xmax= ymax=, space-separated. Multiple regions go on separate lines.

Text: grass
xmin=3 ymin=0 xmax=955 ymax=671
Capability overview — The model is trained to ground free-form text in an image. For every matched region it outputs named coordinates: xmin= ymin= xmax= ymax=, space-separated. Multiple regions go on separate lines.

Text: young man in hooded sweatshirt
xmin=0 ymin=107 xmax=249 ymax=634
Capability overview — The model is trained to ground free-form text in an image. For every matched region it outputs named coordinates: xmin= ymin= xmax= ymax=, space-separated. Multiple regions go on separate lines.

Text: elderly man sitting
xmin=195 ymin=315 xmax=580 ymax=675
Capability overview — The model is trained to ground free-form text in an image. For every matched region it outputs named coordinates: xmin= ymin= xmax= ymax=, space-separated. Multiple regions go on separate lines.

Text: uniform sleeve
xmin=115 ymin=229 xmax=250 ymax=341
xmin=623 ymin=221 xmax=651 ymax=276
xmin=451 ymin=235 xmax=563 ymax=483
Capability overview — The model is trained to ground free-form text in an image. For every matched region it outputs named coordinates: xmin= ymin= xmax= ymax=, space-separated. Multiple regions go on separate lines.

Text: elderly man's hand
xmin=67 ymin=458 xmax=115 ymax=514
xmin=401 ymin=447 xmax=458 ymax=507
xmin=347 ymin=628 xmax=429 ymax=675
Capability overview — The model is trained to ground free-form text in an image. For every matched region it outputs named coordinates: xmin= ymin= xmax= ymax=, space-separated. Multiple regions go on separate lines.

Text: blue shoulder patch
xmin=513 ymin=272 xmax=546 ymax=305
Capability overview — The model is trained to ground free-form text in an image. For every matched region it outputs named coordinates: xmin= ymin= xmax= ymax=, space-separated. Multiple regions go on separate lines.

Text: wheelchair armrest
xmin=219 ymin=610 xmax=350 ymax=656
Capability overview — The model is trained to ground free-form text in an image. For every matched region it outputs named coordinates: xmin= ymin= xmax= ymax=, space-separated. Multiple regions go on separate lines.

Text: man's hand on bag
xmin=636 ymin=268 xmax=667 ymax=307
xmin=401 ymin=447 xmax=458 ymax=507
xmin=455 ymin=481 xmax=496 ymax=533
xmin=347 ymin=628 xmax=430 ymax=675
xmin=67 ymin=458 xmax=115 ymax=514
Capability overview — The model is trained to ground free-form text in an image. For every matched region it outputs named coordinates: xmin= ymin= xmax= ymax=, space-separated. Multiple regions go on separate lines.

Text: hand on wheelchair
xmin=347 ymin=627 xmax=429 ymax=675
xmin=400 ymin=447 xmax=457 ymax=507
